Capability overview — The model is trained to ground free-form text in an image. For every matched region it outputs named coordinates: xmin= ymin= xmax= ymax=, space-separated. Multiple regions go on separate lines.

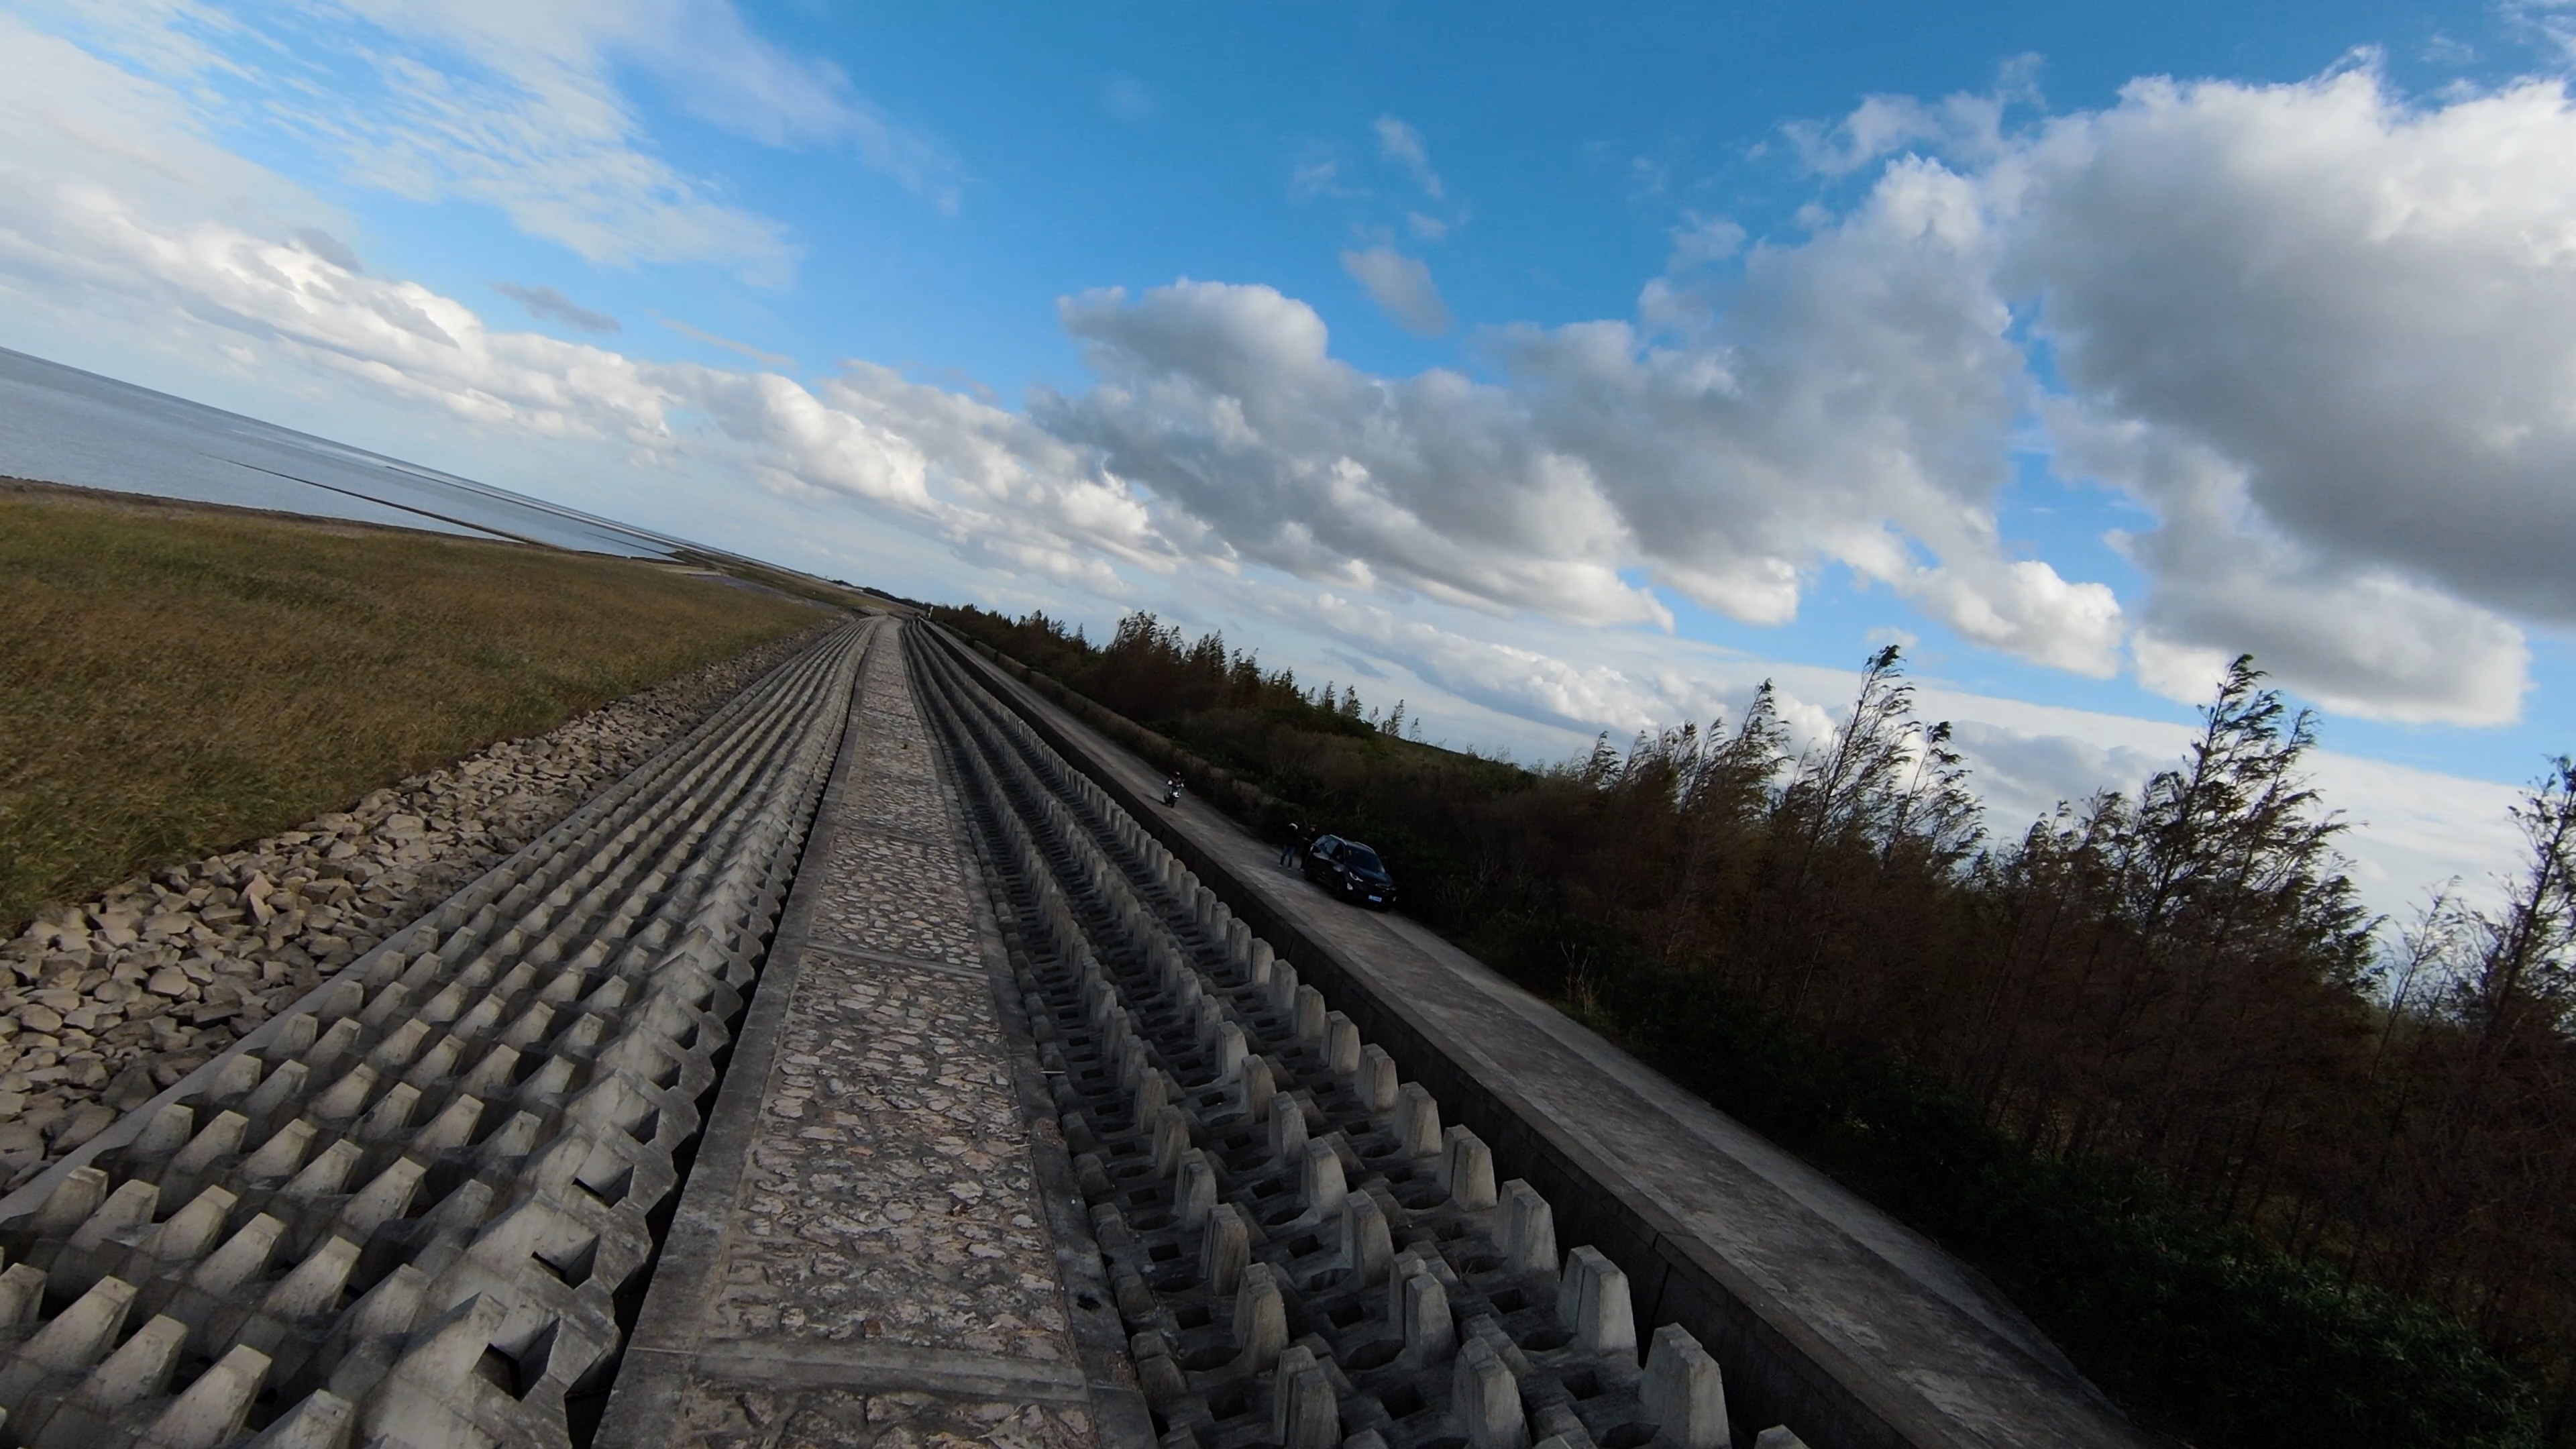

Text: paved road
xmin=941 ymin=635 xmax=2159 ymax=1449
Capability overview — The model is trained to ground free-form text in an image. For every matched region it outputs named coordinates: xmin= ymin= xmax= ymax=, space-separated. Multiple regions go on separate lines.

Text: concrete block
xmin=1340 ymin=1191 xmax=1393 ymax=1285
xmin=1301 ymin=1138 xmax=1347 ymax=1217
xmin=1451 ymin=1336 xmax=1529 ymax=1449
xmin=261 ymin=1236 xmax=360 ymax=1321
xmin=1248 ymin=939 xmax=1275 ymax=984
xmin=1324 ymin=1013 xmax=1362 ymax=1075
xmin=146 ymin=1185 xmax=237 ymax=1261
xmin=191 ymin=1214 xmax=285 ymax=1295
xmin=32 ymin=1165 xmax=109 ymax=1235
xmin=72 ymin=1311 xmax=187 ymax=1407
xmin=1177 ymin=1150 xmax=1218 ymax=1227
xmin=1557 ymin=1246 xmax=1638 ymax=1362
xmin=133 ymin=1104 xmax=194 ymax=1159
xmin=1232 ymin=1263 xmax=1289 ymax=1375
xmin=1396 ymin=1258 xmax=1456 ymax=1368
xmin=1270 ymin=1094 xmax=1310 ymax=1162
xmin=1752 ymin=1431 xmax=1809 ymax=1449
xmin=69 ymin=1179 xmax=157 ymax=1250
xmin=1640 ymin=1324 xmax=1727 ymax=1449
xmin=0 ymin=1264 xmax=47 ymax=1330
xmin=1274 ymin=1346 xmax=1342 ymax=1449
xmin=1271 ymin=963 xmax=1302 ymax=1019
xmin=1499 ymin=1181 xmax=1559 ymax=1276
xmin=21 ymin=1275 xmax=136 ymax=1373
xmin=1355 ymin=1046 xmax=1399 ymax=1112
xmin=1152 ymin=1106 xmax=1194 ymax=1177
xmin=1393 ymin=1083 xmax=1442 ymax=1159
xmin=1293 ymin=985 xmax=1330 ymax=1044
xmin=1238 ymin=1056 xmax=1277 ymax=1124
xmin=1216 ymin=1022 xmax=1251 ymax=1081
xmin=1201 ymin=1205 xmax=1251 ymax=1295
xmin=1441 ymin=1127 xmax=1498 ymax=1210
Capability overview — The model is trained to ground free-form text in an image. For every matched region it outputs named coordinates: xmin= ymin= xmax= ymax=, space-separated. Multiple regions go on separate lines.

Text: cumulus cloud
xmin=1785 ymin=55 xmax=2040 ymax=175
xmin=494 ymin=282 xmax=620 ymax=333
xmin=1026 ymin=160 xmax=2125 ymax=674
xmin=1999 ymin=70 xmax=2576 ymax=720
xmin=1339 ymin=246 xmax=1454 ymax=335
xmin=1042 ymin=280 xmax=1664 ymax=627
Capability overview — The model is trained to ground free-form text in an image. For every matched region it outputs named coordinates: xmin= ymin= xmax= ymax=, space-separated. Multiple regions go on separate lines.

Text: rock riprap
xmin=0 ymin=623 xmax=835 ymax=1185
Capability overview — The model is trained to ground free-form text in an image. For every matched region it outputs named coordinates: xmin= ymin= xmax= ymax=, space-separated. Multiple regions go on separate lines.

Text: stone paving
xmin=603 ymin=629 xmax=1148 ymax=1449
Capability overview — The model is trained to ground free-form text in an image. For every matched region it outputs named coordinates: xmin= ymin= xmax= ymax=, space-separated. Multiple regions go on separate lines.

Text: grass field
xmin=0 ymin=480 xmax=830 ymax=935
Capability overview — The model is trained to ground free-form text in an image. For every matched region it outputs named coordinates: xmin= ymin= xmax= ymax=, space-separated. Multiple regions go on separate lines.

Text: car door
xmin=1303 ymin=836 xmax=1338 ymax=885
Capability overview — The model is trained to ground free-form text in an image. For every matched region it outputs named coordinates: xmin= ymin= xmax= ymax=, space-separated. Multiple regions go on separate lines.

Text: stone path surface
xmin=602 ymin=629 xmax=1149 ymax=1449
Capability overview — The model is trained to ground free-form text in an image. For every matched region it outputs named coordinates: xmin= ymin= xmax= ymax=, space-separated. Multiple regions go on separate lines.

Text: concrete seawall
xmin=926 ymin=626 xmax=2155 ymax=1449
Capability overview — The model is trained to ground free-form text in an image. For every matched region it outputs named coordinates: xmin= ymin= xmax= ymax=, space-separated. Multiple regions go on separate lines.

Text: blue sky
xmin=5 ymin=0 xmax=2575 ymax=912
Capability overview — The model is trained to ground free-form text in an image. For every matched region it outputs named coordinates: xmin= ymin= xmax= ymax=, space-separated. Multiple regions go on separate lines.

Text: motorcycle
xmin=1161 ymin=777 xmax=1184 ymax=807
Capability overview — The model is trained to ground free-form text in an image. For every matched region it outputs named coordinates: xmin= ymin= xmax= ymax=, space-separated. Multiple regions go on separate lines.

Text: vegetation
xmin=937 ymin=602 xmax=2573 ymax=1448
xmin=0 ymin=482 xmax=826 ymax=935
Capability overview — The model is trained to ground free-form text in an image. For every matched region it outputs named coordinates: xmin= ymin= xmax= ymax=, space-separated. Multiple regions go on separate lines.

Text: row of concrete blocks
xmin=0 ymin=621 xmax=875 ymax=1449
xmin=911 ymin=637 xmax=1812 ymax=1449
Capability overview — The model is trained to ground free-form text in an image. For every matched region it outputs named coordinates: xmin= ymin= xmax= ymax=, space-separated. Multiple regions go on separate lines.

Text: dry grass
xmin=0 ymin=481 xmax=828 ymax=934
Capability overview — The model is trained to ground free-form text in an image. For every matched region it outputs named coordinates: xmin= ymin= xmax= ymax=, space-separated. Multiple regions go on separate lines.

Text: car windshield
xmin=1341 ymin=844 xmax=1385 ymax=875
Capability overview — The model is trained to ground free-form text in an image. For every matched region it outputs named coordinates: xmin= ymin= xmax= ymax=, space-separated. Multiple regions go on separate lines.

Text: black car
xmin=1300 ymin=834 xmax=1397 ymax=910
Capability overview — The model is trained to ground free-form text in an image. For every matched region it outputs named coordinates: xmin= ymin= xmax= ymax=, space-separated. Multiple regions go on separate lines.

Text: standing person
xmin=1279 ymin=820 xmax=1304 ymax=867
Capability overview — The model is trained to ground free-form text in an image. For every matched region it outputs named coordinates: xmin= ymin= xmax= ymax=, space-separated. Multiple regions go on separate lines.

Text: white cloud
xmin=1339 ymin=246 xmax=1454 ymax=335
xmin=1373 ymin=115 xmax=1445 ymax=199
xmin=1786 ymin=91 xmax=2010 ymax=176
xmin=1785 ymin=55 xmax=2039 ymax=175
xmin=1032 ymin=152 xmax=2127 ymax=678
xmin=29 ymin=0 xmax=963 ymax=282
xmin=1289 ymin=160 xmax=1342 ymax=201
xmin=1666 ymin=214 xmax=1747 ymax=270
xmin=1042 ymin=279 xmax=1664 ymax=628
xmin=2008 ymin=69 xmax=2576 ymax=722
xmin=337 ymin=0 xmax=961 ymax=199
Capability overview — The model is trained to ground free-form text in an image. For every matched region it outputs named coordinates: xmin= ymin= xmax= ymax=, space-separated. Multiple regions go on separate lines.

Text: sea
xmin=0 ymin=345 xmax=698 ymax=559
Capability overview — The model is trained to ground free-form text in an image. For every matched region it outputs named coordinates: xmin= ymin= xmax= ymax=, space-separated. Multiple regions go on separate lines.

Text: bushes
xmin=1511 ymin=917 xmax=2535 ymax=1446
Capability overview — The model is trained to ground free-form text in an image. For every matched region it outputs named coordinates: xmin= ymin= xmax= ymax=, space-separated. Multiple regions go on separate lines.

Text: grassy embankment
xmin=0 ymin=481 xmax=829 ymax=936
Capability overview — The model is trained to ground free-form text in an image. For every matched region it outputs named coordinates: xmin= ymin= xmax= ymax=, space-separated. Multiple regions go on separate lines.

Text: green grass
xmin=0 ymin=481 xmax=827 ymax=934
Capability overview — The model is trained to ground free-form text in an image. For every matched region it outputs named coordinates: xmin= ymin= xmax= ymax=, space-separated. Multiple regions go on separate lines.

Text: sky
xmin=3 ymin=0 xmax=2573 ymax=918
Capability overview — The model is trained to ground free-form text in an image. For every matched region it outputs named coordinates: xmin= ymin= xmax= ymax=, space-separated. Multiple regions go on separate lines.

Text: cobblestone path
xmin=603 ymin=631 xmax=1148 ymax=1449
